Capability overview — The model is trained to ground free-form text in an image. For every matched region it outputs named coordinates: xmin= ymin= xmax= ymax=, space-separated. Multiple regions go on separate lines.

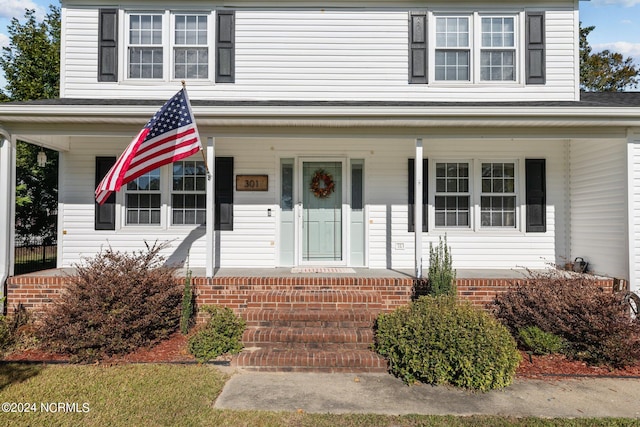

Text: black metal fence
xmin=14 ymin=240 xmax=57 ymax=275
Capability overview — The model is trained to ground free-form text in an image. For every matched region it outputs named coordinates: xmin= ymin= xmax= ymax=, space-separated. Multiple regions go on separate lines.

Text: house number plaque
xmin=236 ymin=175 xmax=268 ymax=191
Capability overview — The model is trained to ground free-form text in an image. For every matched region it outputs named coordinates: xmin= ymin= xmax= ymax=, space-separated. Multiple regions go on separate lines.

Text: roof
xmin=4 ymin=91 xmax=640 ymax=108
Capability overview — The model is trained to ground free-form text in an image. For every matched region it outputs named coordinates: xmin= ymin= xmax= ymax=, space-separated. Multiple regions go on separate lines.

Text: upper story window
xmin=435 ymin=17 xmax=470 ymax=81
xmin=431 ymin=13 xmax=519 ymax=84
xmin=480 ymin=17 xmax=515 ymax=81
xmin=174 ymin=15 xmax=209 ymax=80
xmin=125 ymin=12 xmax=211 ymax=81
xmin=128 ymin=14 xmax=163 ymax=79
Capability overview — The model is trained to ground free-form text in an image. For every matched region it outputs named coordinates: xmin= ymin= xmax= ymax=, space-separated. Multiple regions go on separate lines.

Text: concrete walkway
xmin=214 ymin=371 xmax=640 ymax=418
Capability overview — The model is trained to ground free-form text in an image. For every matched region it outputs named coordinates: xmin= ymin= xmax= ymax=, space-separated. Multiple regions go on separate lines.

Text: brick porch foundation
xmin=4 ymin=274 xmax=615 ymax=318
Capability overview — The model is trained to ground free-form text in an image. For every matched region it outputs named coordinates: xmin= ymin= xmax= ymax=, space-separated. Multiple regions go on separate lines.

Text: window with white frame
xmin=174 ymin=14 xmax=209 ymax=79
xmin=480 ymin=17 xmax=516 ymax=81
xmin=172 ymin=160 xmax=207 ymax=225
xmin=435 ymin=162 xmax=470 ymax=227
xmin=126 ymin=169 xmax=162 ymax=225
xmin=435 ymin=16 xmax=470 ymax=81
xmin=480 ymin=162 xmax=516 ymax=227
xmin=126 ymin=11 xmax=211 ymax=80
xmin=128 ymin=14 xmax=164 ymax=79
xmin=432 ymin=13 xmax=518 ymax=83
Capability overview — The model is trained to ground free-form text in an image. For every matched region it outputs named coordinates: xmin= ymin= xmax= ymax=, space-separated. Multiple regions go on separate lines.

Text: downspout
xmin=0 ymin=130 xmax=16 ymax=303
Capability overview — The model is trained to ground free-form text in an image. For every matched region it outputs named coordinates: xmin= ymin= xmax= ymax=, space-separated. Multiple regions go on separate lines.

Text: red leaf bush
xmin=37 ymin=243 xmax=183 ymax=362
xmin=492 ymin=269 xmax=640 ymax=368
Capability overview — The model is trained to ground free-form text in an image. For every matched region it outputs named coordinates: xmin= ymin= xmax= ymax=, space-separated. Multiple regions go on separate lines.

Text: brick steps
xmin=233 ymin=289 xmax=388 ymax=373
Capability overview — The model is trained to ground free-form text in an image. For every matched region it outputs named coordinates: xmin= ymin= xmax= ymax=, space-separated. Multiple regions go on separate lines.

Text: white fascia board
xmin=2 ymin=104 xmax=640 ymax=128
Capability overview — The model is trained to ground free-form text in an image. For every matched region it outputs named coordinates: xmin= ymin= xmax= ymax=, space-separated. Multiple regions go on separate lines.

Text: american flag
xmin=95 ymin=88 xmax=203 ymax=205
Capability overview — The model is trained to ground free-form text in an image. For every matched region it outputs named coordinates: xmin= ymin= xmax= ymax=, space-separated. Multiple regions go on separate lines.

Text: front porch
xmin=4 ymin=268 xmax=616 ymax=372
xmin=5 ymin=267 xmax=613 ymax=317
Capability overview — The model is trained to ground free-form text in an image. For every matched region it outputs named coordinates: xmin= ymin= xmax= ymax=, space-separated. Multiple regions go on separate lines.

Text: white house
xmin=2 ymin=0 xmax=640 ymax=293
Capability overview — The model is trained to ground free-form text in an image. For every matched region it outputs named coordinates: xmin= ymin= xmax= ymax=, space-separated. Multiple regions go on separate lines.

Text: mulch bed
xmin=4 ymin=335 xmax=640 ymax=379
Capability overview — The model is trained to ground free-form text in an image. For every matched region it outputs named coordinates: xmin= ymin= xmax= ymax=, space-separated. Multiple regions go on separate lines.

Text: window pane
xmin=171 ymin=160 xmax=207 ymax=225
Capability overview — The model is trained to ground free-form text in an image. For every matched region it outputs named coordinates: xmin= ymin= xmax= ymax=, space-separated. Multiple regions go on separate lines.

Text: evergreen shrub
xmin=188 ymin=305 xmax=245 ymax=363
xmin=517 ymin=326 xmax=566 ymax=355
xmin=374 ymin=295 xmax=521 ymax=391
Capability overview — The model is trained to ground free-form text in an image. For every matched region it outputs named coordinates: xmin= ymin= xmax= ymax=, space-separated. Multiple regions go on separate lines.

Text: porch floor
xmin=14 ymin=267 xmax=539 ymax=280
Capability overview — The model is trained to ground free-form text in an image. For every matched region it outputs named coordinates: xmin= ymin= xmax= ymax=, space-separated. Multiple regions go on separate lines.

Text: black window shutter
xmin=216 ymin=11 xmax=235 ymax=83
xmin=95 ymin=157 xmax=116 ymax=230
xmin=525 ymin=12 xmax=545 ymax=85
xmin=98 ymin=9 xmax=118 ymax=82
xmin=215 ymin=157 xmax=234 ymax=230
xmin=408 ymin=158 xmax=428 ymax=232
xmin=525 ymin=159 xmax=546 ymax=232
xmin=409 ymin=12 xmax=428 ymax=84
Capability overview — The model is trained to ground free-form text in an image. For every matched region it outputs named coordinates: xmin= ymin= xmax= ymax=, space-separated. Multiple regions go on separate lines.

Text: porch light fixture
xmin=37 ymin=149 xmax=47 ymax=167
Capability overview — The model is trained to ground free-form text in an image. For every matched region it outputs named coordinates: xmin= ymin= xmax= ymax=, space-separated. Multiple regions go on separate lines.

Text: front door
xmin=300 ymin=160 xmax=344 ymax=263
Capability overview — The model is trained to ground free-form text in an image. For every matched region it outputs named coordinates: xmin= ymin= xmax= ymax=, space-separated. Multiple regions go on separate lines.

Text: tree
xmin=0 ymin=7 xmax=60 ymax=100
xmin=580 ymin=24 xmax=640 ymax=92
xmin=0 ymin=7 xmax=60 ymax=243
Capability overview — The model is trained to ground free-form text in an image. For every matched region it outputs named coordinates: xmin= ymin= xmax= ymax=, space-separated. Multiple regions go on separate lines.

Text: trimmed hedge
xmin=375 ymin=295 xmax=520 ymax=391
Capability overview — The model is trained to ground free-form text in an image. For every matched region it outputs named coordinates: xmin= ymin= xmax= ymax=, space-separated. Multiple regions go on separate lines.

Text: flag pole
xmin=182 ymin=80 xmax=212 ymax=180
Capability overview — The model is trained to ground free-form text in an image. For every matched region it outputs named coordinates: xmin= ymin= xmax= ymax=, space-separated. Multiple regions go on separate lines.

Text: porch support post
xmin=414 ymin=138 xmax=423 ymax=279
xmin=0 ymin=132 xmax=16 ymax=295
xmin=205 ymin=137 xmax=215 ymax=278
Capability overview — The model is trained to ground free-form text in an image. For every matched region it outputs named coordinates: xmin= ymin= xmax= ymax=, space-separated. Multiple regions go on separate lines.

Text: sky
xmin=0 ymin=0 xmax=640 ymax=90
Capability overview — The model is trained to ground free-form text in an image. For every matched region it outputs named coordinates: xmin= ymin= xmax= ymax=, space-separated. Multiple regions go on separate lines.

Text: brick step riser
xmin=248 ymin=291 xmax=382 ymax=305
xmin=233 ymin=350 xmax=388 ymax=372
xmin=245 ymin=303 xmax=384 ymax=310
xmin=245 ymin=320 xmax=376 ymax=328
xmin=239 ymin=366 xmax=388 ymax=373
xmin=242 ymin=309 xmax=381 ymax=323
xmin=243 ymin=342 xmax=372 ymax=350
xmin=243 ymin=328 xmax=374 ymax=344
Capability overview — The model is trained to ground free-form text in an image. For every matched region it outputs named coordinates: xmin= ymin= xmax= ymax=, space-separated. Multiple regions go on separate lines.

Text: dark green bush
xmin=374 ymin=295 xmax=520 ymax=391
xmin=493 ymin=269 xmax=640 ymax=367
xmin=517 ymin=326 xmax=565 ymax=355
xmin=180 ymin=270 xmax=194 ymax=335
xmin=0 ymin=316 xmax=10 ymax=353
xmin=188 ymin=305 xmax=245 ymax=363
xmin=427 ymin=235 xmax=456 ymax=297
xmin=37 ymin=243 xmax=183 ymax=362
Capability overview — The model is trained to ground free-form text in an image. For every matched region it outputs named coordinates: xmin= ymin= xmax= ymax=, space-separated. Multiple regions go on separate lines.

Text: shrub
xmin=374 ymin=295 xmax=520 ymax=391
xmin=493 ymin=269 xmax=640 ymax=367
xmin=188 ymin=305 xmax=245 ymax=363
xmin=0 ymin=316 xmax=10 ymax=353
xmin=180 ymin=269 xmax=194 ymax=335
xmin=428 ymin=235 xmax=456 ymax=297
xmin=517 ymin=326 xmax=565 ymax=355
xmin=37 ymin=242 xmax=183 ymax=362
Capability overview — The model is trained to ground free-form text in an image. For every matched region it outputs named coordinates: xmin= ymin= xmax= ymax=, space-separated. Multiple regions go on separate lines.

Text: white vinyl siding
xmin=629 ymin=135 xmax=640 ymax=292
xmin=61 ymin=5 xmax=579 ymax=101
xmin=569 ymin=139 xmax=628 ymax=278
xmin=59 ymin=135 xmax=568 ymax=271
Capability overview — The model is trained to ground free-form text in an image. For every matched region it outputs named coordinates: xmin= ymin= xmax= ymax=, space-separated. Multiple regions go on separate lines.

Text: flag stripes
xmin=95 ymin=88 xmax=203 ymax=205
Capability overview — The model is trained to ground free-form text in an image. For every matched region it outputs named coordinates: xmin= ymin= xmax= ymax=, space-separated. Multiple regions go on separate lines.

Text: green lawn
xmin=0 ymin=363 xmax=636 ymax=427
